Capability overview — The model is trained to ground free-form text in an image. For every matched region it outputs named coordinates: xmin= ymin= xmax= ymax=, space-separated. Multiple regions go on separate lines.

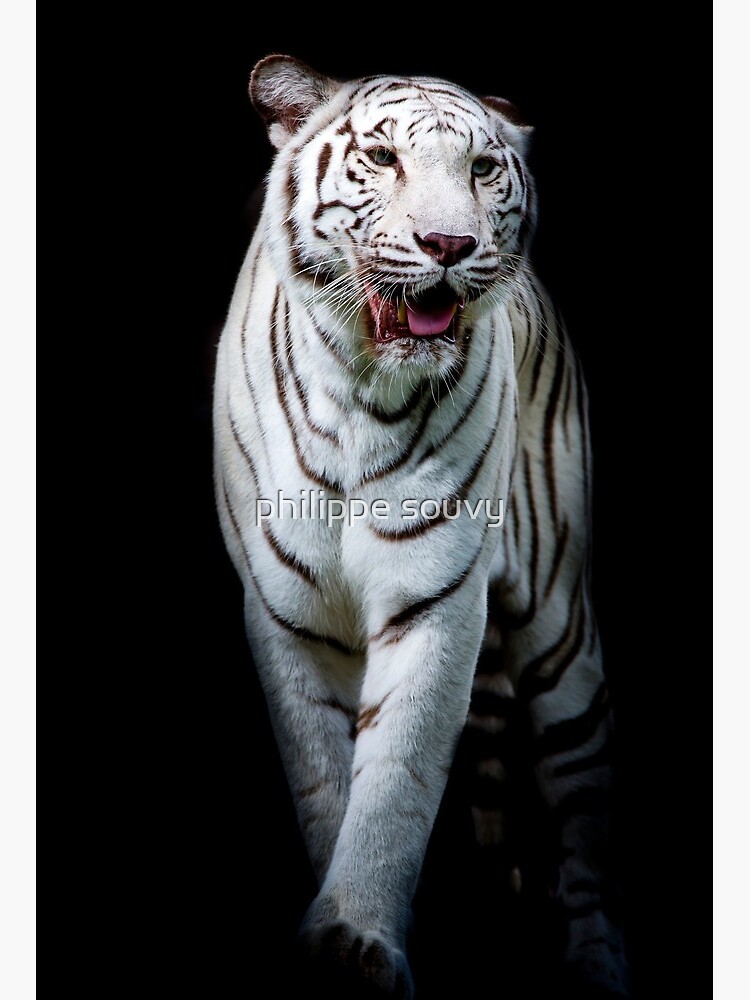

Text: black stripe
xmin=372 ymin=532 xmax=487 ymax=644
xmin=564 ymin=899 xmax=604 ymax=921
xmin=464 ymin=266 xmax=501 ymax=278
xmin=236 ymin=253 xmax=275 ymax=469
xmin=226 ymin=411 xmax=317 ymax=587
xmin=495 ymin=205 xmax=522 ymax=221
xmin=516 ymin=576 xmax=582 ymax=699
xmin=269 ymin=290 xmax=344 ymax=493
xmin=511 ymin=498 xmax=520 ymax=553
xmin=542 ymin=320 xmax=566 ymax=531
xmin=406 ymin=114 xmax=432 ymax=139
xmin=543 ymin=519 xmax=570 ymax=600
xmin=372 ymin=377 xmax=505 ymax=541
xmin=500 ymin=450 xmax=539 ymax=630
xmin=281 ymin=298 xmax=340 ymax=445
xmin=507 ymin=149 xmax=527 ymax=203
xmin=575 ymin=359 xmax=591 ymax=522
xmin=470 ymin=689 xmax=516 ymax=718
xmin=372 ymin=80 xmax=410 ymax=96
xmin=363 ymin=116 xmax=396 ymax=139
xmin=561 ymin=366 xmax=573 ymax=450
xmin=263 ymin=518 xmax=317 ymax=587
xmin=335 ymin=115 xmax=354 ymax=136
xmin=496 ymin=160 xmax=515 ymax=206
xmin=308 ymin=311 xmax=350 ymax=368
xmin=377 ymin=241 xmax=415 ymax=254
xmin=529 ymin=300 xmax=548 ymax=402
xmin=357 ymin=82 xmax=388 ymax=102
xmin=313 ymin=194 xmax=374 ymax=223
xmin=220 ymin=481 xmax=355 ymax=655
xmin=358 ymin=393 xmax=436 ymax=486
xmin=431 ymin=121 xmax=465 ymax=137
xmin=372 ymin=260 xmax=426 ymax=272
xmin=356 ymin=381 xmax=428 ymax=423
xmin=566 ymin=877 xmax=601 ymax=896
xmin=416 ymin=332 xmax=491 ymax=466
xmin=522 ymin=590 xmax=587 ymax=701
xmin=501 ymin=505 xmax=513 ymax=570
xmin=532 ymin=681 xmax=609 ymax=762
xmin=316 ymin=143 xmax=332 ymax=196
xmin=474 ymin=632 xmax=505 ymax=676
xmin=518 ymin=192 xmax=535 ymax=256
xmin=283 ymin=164 xmax=306 ymax=278
xmin=554 ymin=740 xmax=612 ymax=778
xmin=420 ymin=86 xmax=479 ymax=113
xmin=523 ymin=448 xmax=540 ymax=623
xmin=227 ymin=409 xmax=259 ymax=483
xmin=309 ymin=694 xmax=355 ymax=716
xmin=462 ymin=722 xmax=512 ymax=759
xmin=355 ymin=690 xmax=393 ymax=734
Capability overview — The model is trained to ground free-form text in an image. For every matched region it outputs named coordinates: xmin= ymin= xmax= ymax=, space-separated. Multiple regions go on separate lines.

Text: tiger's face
xmin=252 ymin=57 xmax=535 ymax=376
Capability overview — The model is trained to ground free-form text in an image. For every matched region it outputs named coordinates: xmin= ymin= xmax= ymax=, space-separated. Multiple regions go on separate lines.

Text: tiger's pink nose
xmin=416 ymin=232 xmax=477 ymax=268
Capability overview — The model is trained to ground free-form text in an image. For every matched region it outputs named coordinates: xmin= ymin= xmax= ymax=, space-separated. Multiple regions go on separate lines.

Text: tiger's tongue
xmin=406 ymin=301 xmax=457 ymax=336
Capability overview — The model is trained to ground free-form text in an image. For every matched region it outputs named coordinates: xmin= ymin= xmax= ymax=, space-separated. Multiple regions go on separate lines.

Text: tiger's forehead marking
xmin=343 ymin=77 xmax=499 ymax=151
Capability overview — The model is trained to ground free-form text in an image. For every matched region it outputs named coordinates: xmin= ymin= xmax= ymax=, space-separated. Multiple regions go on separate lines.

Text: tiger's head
xmin=251 ymin=56 xmax=535 ymax=378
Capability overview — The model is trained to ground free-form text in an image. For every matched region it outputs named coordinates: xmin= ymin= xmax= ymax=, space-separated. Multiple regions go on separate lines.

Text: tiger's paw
xmin=298 ymin=917 xmax=414 ymax=999
xmin=563 ymin=941 xmax=630 ymax=998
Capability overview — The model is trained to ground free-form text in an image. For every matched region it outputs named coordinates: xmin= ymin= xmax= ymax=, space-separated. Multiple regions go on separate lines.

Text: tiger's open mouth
xmin=366 ymin=282 xmax=464 ymax=344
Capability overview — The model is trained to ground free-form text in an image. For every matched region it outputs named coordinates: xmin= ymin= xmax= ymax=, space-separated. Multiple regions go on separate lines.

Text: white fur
xmin=214 ymin=59 xmax=628 ymax=997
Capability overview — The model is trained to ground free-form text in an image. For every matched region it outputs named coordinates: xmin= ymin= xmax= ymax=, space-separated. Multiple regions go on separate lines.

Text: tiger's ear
xmin=482 ymin=96 xmax=534 ymax=159
xmin=250 ymin=55 xmax=340 ymax=150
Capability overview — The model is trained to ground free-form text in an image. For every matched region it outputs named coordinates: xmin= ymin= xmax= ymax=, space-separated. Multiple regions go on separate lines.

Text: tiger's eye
xmin=367 ymin=146 xmax=398 ymax=167
xmin=472 ymin=156 xmax=495 ymax=177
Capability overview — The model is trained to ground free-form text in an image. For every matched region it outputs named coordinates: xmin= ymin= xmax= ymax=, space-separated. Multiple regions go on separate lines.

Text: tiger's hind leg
xmin=461 ymin=593 xmax=551 ymax=993
xmin=515 ymin=616 xmax=628 ymax=997
xmin=464 ymin=598 xmax=521 ymax=875
xmin=497 ymin=333 xmax=630 ymax=995
xmin=498 ymin=530 xmax=630 ymax=996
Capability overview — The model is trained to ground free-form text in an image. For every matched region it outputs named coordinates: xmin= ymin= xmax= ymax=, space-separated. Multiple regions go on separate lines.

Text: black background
xmin=132 ymin=11 xmax=706 ymax=999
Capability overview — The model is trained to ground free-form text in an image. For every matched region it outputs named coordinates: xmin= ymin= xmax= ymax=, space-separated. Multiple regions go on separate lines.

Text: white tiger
xmin=213 ymin=55 xmax=628 ymax=997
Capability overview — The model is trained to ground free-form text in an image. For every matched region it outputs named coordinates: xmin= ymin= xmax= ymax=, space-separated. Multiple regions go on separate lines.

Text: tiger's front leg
xmin=299 ymin=572 xmax=490 ymax=998
xmin=242 ymin=598 xmax=362 ymax=884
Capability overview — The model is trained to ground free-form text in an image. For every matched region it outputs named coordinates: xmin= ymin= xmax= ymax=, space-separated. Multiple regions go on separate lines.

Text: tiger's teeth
xmin=398 ymin=297 xmax=407 ymax=324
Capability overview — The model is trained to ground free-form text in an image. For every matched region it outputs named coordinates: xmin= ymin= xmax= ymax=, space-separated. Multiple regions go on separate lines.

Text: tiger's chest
xmin=218 ymin=261 xmax=518 ymax=646
xmin=245 ymin=433 xmax=512 ymax=656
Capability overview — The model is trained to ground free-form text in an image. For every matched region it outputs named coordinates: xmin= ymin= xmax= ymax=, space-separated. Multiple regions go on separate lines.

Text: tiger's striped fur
xmin=213 ymin=55 xmax=628 ymax=997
